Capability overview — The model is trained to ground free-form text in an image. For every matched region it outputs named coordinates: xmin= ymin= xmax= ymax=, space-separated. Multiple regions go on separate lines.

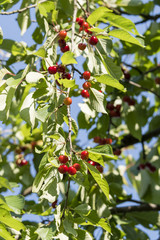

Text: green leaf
xmin=0 ymin=39 xmax=15 ymax=53
xmin=89 ymin=88 xmax=107 ymax=114
xmin=0 ymin=223 xmax=15 ymax=240
xmin=126 ymin=110 xmax=142 ymax=141
xmin=108 ymin=29 xmax=144 ymax=47
xmin=74 ymin=204 xmax=91 ymax=215
xmin=11 ymin=42 xmax=26 ymax=56
xmin=85 ymin=162 xmax=110 ymax=200
xmin=4 ymin=195 xmax=25 ymax=214
xmin=38 ymin=1 xmax=55 ymax=17
xmin=88 ymin=145 xmax=117 ymax=162
xmin=36 ymin=106 xmax=49 ymax=122
xmin=0 ymin=208 xmax=25 ymax=231
xmin=95 ymin=74 xmax=125 ymax=92
xmin=32 ymin=165 xmax=50 ymax=193
xmin=0 ymin=177 xmax=13 ymax=191
xmin=26 ymin=71 xmax=45 ymax=84
xmin=17 ymin=0 xmax=31 ymax=35
xmin=61 ymin=51 xmax=77 ymax=65
xmin=32 ymin=27 xmax=43 ymax=44
xmin=0 ymin=27 xmax=3 ymax=44
xmin=36 ymin=223 xmax=56 ymax=240
xmin=59 ymin=79 xmax=75 ymax=88
xmin=32 ymin=47 xmax=46 ymax=58
xmin=76 ymin=229 xmax=93 ymax=240
xmin=0 ymin=68 xmax=10 ymax=81
xmin=87 ymin=7 xmax=112 ymax=25
xmin=63 ymin=216 xmax=77 ymax=236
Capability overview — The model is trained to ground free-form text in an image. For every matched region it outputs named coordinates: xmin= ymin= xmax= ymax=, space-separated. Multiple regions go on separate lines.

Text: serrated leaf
xmin=11 ymin=42 xmax=26 ymax=56
xmin=38 ymin=1 xmax=55 ymax=17
xmin=108 ymin=29 xmax=144 ymax=47
xmin=87 ymin=7 xmax=112 ymax=25
xmin=36 ymin=224 xmax=56 ymax=240
xmin=61 ymin=51 xmax=77 ymax=65
xmin=60 ymin=79 xmax=75 ymax=88
xmin=89 ymin=88 xmax=107 ymax=114
xmin=26 ymin=72 xmax=45 ymax=84
xmin=63 ymin=217 xmax=77 ymax=237
xmin=0 ymin=223 xmax=15 ymax=240
xmin=4 ymin=195 xmax=25 ymax=214
xmin=95 ymin=74 xmax=125 ymax=92
xmin=85 ymin=162 xmax=110 ymax=200
xmin=0 ymin=208 xmax=25 ymax=231
xmin=88 ymin=145 xmax=117 ymax=162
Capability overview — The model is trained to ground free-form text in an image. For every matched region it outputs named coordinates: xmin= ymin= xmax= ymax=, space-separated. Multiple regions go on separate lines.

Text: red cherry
xmin=61 ymin=45 xmax=70 ymax=53
xmin=123 ymin=96 xmax=130 ymax=103
xmin=81 ymin=89 xmax=90 ymax=98
xmin=105 ymin=138 xmax=112 ymax=144
xmin=149 ymin=165 xmax=156 ymax=172
xmin=139 ymin=164 xmax=146 ymax=170
xmin=20 ymin=159 xmax=28 ymax=166
xmin=109 ymin=110 xmax=118 ymax=117
xmin=62 ymin=72 xmax=71 ymax=79
xmin=52 ymin=200 xmax=57 ymax=208
xmin=57 ymin=65 xmax=65 ymax=73
xmin=58 ymin=39 xmax=66 ymax=48
xmin=106 ymin=103 xmax=114 ymax=111
xmin=83 ymin=81 xmax=91 ymax=90
xmin=115 ymin=104 xmax=121 ymax=111
xmin=82 ymin=22 xmax=89 ymax=29
xmin=73 ymin=163 xmax=81 ymax=171
xmin=68 ymin=166 xmax=77 ymax=175
xmin=88 ymin=160 xmax=96 ymax=166
xmin=96 ymin=165 xmax=103 ymax=173
xmin=79 ymin=26 xmax=83 ymax=33
xmin=58 ymin=165 xmax=68 ymax=174
xmin=59 ymin=30 xmax=67 ymax=39
xmin=93 ymin=136 xmax=101 ymax=143
xmin=64 ymin=97 xmax=72 ymax=105
xmin=81 ymin=150 xmax=89 ymax=160
xmin=58 ymin=155 xmax=69 ymax=164
xmin=48 ymin=66 xmax=57 ymax=74
xmin=78 ymin=17 xmax=84 ymax=26
xmin=99 ymin=138 xmax=107 ymax=145
xmin=155 ymin=77 xmax=160 ymax=84
xmin=78 ymin=43 xmax=86 ymax=50
xmin=124 ymin=71 xmax=130 ymax=80
xmin=76 ymin=17 xmax=80 ymax=22
xmin=85 ymin=28 xmax=93 ymax=35
xmin=113 ymin=149 xmax=121 ymax=156
xmin=83 ymin=71 xmax=91 ymax=80
xmin=128 ymin=99 xmax=136 ymax=106
xmin=89 ymin=36 xmax=98 ymax=45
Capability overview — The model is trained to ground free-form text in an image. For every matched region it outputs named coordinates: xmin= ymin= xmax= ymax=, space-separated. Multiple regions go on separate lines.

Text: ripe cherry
xmin=115 ymin=104 xmax=121 ymax=111
xmin=81 ymin=89 xmax=90 ymax=98
xmin=106 ymin=103 xmax=114 ymax=111
xmin=83 ymin=81 xmax=91 ymax=90
xmin=20 ymin=159 xmax=28 ymax=166
xmin=82 ymin=22 xmax=89 ymax=29
xmin=96 ymin=165 xmax=103 ymax=173
xmin=58 ymin=165 xmax=68 ymax=174
xmin=77 ymin=17 xmax=84 ymax=26
xmin=123 ymin=96 xmax=130 ymax=103
xmin=81 ymin=150 xmax=89 ymax=160
xmin=88 ymin=160 xmax=96 ymax=166
xmin=57 ymin=65 xmax=65 ymax=73
xmin=59 ymin=30 xmax=67 ymax=39
xmin=93 ymin=136 xmax=101 ymax=143
xmin=61 ymin=45 xmax=70 ymax=53
xmin=89 ymin=36 xmax=98 ymax=45
xmin=62 ymin=72 xmax=71 ymax=79
xmin=58 ymin=39 xmax=66 ymax=48
xmin=58 ymin=155 xmax=68 ymax=164
xmin=78 ymin=43 xmax=86 ymax=50
xmin=113 ymin=149 xmax=121 ymax=156
xmin=68 ymin=166 xmax=77 ymax=175
xmin=109 ymin=110 xmax=118 ymax=117
xmin=105 ymin=138 xmax=112 ymax=144
xmin=124 ymin=71 xmax=130 ymax=80
xmin=48 ymin=66 xmax=57 ymax=74
xmin=73 ymin=163 xmax=81 ymax=171
xmin=139 ymin=163 xmax=146 ymax=170
xmin=155 ymin=77 xmax=160 ymax=84
xmin=52 ymin=200 xmax=57 ymax=208
xmin=128 ymin=99 xmax=136 ymax=106
xmin=64 ymin=97 xmax=72 ymax=105
xmin=85 ymin=28 xmax=93 ymax=35
xmin=76 ymin=17 xmax=80 ymax=22
xmin=83 ymin=71 xmax=91 ymax=80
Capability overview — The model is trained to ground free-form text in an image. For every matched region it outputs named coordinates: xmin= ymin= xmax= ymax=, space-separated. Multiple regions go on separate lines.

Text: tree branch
xmin=22 ymin=186 xmax=32 ymax=196
xmin=111 ymin=203 xmax=160 ymax=214
xmin=0 ymin=0 xmax=47 ymax=15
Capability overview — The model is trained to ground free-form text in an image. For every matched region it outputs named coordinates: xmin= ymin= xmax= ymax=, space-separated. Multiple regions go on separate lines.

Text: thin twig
xmin=77 ymin=0 xmax=89 ymax=18
xmin=86 ymin=0 xmax=90 ymax=14
xmin=0 ymin=0 xmax=47 ymax=15
xmin=142 ymin=141 xmax=146 ymax=161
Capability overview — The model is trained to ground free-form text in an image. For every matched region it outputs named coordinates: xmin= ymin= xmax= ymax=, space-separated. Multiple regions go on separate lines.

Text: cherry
xmin=128 ymin=99 xmax=136 ymax=106
xmin=109 ymin=110 xmax=118 ymax=117
xmin=85 ymin=28 xmax=92 ymax=35
xmin=106 ymin=103 xmax=114 ymax=111
xmin=105 ymin=138 xmax=112 ymax=144
xmin=139 ymin=163 xmax=146 ymax=170
xmin=83 ymin=71 xmax=91 ymax=80
xmin=20 ymin=159 xmax=28 ymax=166
xmin=58 ymin=155 xmax=69 ymax=164
xmin=115 ymin=104 xmax=121 ymax=111
xmin=99 ymin=138 xmax=107 ymax=145
xmin=52 ymin=200 xmax=57 ymax=208
xmin=59 ymin=30 xmax=67 ymax=39
xmin=76 ymin=17 xmax=80 ymax=22
xmin=64 ymin=97 xmax=72 ymax=105
xmin=58 ymin=39 xmax=66 ymax=48
xmin=48 ymin=66 xmax=57 ymax=74
xmin=83 ymin=81 xmax=91 ymax=90
xmin=68 ymin=166 xmax=77 ymax=175
xmin=123 ymin=96 xmax=130 ymax=103
xmin=149 ymin=165 xmax=156 ymax=173
xmin=57 ymin=65 xmax=65 ymax=73
xmin=93 ymin=136 xmax=101 ymax=143
xmin=96 ymin=165 xmax=103 ymax=173
xmin=61 ymin=45 xmax=70 ymax=53
xmin=73 ymin=163 xmax=81 ymax=171
xmin=155 ymin=77 xmax=160 ymax=84
xmin=81 ymin=150 xmax=89 ymax=160
xmin=82 ymin=22 xmax=89 ymax=29
xmin=58 ymin=165 xmax=68 ymax=174
xmin=113 ymin=149 xmax=121 ymax=156
xmin=77 ymin=17 xmax=84 ymax=26
xmin=62 ymin=72 xmax=71 ymax=79
xmin=124 ymin=71 xmax=130 ymax=80
xmin=78 ymin=43 xmax=86 ymax=50
xmin=88 ymin=160 xmax=96 ymax=166
xmin=89 ymin=36 xmax=98 ymax=45
xmin=20 ymin=146 xmax=27 ymax=152
xmin=81 ymin=89 xmax=90 ymax=98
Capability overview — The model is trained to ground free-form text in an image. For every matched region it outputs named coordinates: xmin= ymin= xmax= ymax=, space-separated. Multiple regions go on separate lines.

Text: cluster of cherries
xmin=155 ymin=77 xmax=160 ymax=84
xmin=138 ymin=162 xmax=156 ymax=173
xmin=58 ymin=30 xmax=70 ymax=53
xmin=58 ymin=155 xmax=81 ymax=175
xmin=81 ymin=150 xmax=103 ymax=173
xmin=81 ymin=71 xmax=91 ymax=98
xmin=106 ymin=102 xmax=121 ymax=118
xmin=16 ymin=154 xmax=28 ymax=167
xmin=123 ymin=96 xmax=136 ymax=106
xmin=93 ymin=136 xmax=112 ymax=145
